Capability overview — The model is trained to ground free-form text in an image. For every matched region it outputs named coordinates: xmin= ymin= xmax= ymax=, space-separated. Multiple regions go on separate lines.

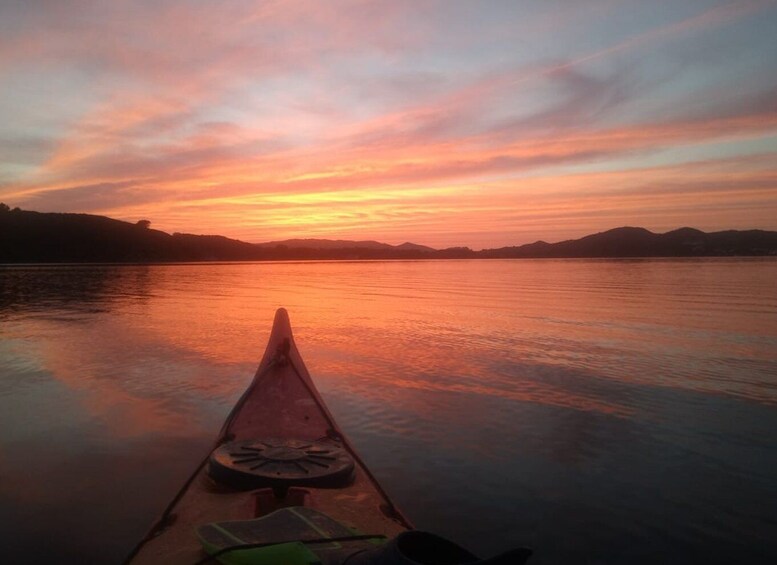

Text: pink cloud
xmin=2 ymin=0 xmax=776 ymax=246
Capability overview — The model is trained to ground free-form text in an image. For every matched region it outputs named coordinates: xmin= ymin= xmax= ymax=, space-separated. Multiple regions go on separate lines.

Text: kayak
xmin=124 ymin=308 xmax=531 ymax=565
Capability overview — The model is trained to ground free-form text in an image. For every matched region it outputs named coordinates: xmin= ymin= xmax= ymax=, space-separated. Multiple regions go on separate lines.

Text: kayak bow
xmin=125 ymin=308 xmax=532 ymax=565
xmin=125 ymin=308 xmax=411 ymax=564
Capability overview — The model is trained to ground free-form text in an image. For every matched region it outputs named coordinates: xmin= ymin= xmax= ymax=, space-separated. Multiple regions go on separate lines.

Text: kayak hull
xmin=125 ymin=308 xmax=410 ymax=564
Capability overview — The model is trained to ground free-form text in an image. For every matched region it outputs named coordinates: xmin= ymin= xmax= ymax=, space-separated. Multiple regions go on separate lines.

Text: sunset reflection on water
xmin=1 ymin=259 xmax=776 ymax=563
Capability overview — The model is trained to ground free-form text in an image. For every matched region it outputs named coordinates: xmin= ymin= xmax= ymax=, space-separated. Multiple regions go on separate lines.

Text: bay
xmin=1 ymin=258 xmax=776 ymax=564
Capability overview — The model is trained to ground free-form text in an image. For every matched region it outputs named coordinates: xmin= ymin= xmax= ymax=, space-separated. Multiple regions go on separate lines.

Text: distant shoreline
xmin=3 ymin=256 xmax=777 ymax=268
xmin=2 ymin=207 xmax=776 ymax=263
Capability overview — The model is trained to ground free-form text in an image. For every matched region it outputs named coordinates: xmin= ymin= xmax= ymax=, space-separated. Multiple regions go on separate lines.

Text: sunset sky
xmin=1 ymin=0 xmax=776 ymax=248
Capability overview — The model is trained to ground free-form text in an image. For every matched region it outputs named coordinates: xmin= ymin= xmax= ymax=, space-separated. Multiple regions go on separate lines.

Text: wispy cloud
xmin=1 ymin=0 xmax=776 ymax=245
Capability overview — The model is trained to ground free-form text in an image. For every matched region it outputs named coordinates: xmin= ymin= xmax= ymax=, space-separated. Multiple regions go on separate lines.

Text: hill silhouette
xmin=1 ymin=206 xmax=775 ymax=263
xmin=256 ymin=238 xmax=435 ymax=252
xmin=481 ymin=226 xmax=777 ymax=258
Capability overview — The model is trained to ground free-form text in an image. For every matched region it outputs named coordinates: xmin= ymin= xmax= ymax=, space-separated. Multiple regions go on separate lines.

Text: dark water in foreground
xmin=1 ymin=259 xmax=776 ymax=564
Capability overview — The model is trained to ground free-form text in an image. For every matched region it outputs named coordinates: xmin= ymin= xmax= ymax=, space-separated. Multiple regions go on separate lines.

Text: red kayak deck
xmin=125 ymin=308 xmax=410 ymax=564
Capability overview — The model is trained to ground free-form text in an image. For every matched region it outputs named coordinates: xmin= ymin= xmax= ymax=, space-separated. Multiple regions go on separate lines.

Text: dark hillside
xmin=2 ymin=206 xmax=776 ymax=262
xmin=482 ymin=227 xmax=777 ymax=258
xmin=0 ymin=209 xmax=180 ymax=262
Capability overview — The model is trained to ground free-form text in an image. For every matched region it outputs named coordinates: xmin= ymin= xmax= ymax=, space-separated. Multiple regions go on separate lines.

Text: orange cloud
xmin=2 ymin=0 xmax=776 ymax=245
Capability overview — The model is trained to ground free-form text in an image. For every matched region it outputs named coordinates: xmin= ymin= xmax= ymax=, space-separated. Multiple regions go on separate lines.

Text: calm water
xmin=1 ymin=259 xmax=776 ymax=564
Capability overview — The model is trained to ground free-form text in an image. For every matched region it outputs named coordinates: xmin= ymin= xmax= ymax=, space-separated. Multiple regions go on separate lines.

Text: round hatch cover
xmin=209 ymin=438 xmax=355 ymax=489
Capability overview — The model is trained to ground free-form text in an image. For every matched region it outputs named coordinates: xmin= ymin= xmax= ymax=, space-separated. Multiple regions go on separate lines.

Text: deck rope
xmin=191 ymin=533 xmax=386 ymax=565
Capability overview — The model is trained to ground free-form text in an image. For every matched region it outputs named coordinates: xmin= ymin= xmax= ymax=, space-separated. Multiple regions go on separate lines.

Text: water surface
xmin=1 ymin=259 xmax=776 ymax=564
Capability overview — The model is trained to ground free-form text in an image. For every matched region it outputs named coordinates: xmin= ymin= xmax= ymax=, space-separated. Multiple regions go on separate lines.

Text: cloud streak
xmin=1 ymin=0 xmax=776 ymax=246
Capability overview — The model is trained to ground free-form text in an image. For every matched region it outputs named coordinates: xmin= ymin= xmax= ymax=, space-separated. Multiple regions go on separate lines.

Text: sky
xmin=1 ymin=0 xmax=776 ymax=249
